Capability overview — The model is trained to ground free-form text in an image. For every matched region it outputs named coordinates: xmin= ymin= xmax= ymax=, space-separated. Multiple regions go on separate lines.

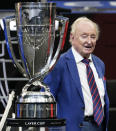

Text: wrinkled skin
xmin=70 ymin=21 xmax=97 ymax=58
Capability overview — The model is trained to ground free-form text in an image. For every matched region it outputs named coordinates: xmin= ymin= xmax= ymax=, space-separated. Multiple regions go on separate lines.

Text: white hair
xmin=70 ymin=16 xmax=100 ymax=40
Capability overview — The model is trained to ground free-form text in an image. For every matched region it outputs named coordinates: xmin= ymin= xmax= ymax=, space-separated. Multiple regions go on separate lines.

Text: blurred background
xmin=0 ymin=0 xmax=116 ymax=130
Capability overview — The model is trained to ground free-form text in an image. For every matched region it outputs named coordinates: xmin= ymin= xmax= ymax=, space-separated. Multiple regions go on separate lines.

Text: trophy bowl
xmin=3 ymin=2 xmax=69 ymax=119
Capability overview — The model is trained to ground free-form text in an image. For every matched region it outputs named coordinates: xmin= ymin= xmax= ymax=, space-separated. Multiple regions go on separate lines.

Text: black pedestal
xmin=6 ymin=118 xmax=66 ymax=131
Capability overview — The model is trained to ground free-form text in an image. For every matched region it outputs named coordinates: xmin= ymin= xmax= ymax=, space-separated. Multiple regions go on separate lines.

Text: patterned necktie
xmin=82 ymin=59 xmax=104 ymax=126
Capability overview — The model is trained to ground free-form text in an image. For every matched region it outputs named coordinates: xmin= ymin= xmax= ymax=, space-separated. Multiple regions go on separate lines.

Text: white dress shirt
xmin=72 ymin=47 xmax=105 ymax=116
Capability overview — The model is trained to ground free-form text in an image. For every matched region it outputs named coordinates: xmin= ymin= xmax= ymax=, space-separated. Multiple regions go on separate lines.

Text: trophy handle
xmin=2 ymin=16 xmax=27 ymax=77
xmin=28 ymin=16 xmax=69 ymax=85
xmin=22 ymin=16 xmax=69 ymax=92
xmin=49 ymin=16 xmax=69 ymax=70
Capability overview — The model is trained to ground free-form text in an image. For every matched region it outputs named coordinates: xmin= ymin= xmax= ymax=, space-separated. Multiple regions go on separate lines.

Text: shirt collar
xmin=71 ymin=46 xmax=92 ymax=64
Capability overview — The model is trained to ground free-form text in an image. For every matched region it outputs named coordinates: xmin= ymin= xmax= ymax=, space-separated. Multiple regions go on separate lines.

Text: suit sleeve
xmin=44 ymin=58 xmax=63 ymax=99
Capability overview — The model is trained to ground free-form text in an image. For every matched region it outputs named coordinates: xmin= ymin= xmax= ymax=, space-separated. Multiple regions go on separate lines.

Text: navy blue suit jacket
xmin=44 ymin=48 xmax=109 ymax=131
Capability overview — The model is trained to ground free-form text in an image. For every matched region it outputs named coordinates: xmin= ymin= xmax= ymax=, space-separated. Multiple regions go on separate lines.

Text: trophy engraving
xmin=2 ymin=2 xmax=68 ymax=130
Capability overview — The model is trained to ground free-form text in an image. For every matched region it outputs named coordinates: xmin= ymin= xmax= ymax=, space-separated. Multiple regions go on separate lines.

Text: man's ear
xmin=69 ymin=33 xmax=74 ymax=42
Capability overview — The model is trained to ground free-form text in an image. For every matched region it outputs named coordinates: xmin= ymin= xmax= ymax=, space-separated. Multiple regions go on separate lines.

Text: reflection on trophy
xmin=1 ymin=2 xmax=69 ymax=131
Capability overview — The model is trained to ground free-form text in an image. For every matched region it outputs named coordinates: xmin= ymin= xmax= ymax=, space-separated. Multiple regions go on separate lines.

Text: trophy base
xmin=6 ymin=118 xmax=66 ymax=131
xmin=15 ymin=102 xmax=57 ymax=119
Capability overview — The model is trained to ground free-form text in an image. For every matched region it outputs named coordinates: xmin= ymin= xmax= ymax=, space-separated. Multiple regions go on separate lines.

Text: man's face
xmin=70 ymin=21 xmax=97 ymax=58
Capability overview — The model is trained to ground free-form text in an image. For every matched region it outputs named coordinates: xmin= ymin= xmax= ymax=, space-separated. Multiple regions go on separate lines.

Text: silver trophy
xmin=2 ymin=1 xmax=68 ymax=124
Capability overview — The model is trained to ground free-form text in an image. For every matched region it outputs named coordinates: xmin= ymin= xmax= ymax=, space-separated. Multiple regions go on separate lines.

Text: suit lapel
xmin=65 ymin=51 xmax=105 ymax=104
xmin=92 ymin=55 xmax=103 ymax=78
xmin=66 ymin=49 xmax=84 ymax=102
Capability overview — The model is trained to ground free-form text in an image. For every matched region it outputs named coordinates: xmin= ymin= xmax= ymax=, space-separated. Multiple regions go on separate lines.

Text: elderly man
xmin=44 ymin=17 xmax=109 ymax=131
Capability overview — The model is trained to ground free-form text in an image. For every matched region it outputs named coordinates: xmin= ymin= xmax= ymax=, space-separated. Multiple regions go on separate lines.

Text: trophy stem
xmin=22 ymin=80 xmax=50 ymax=93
